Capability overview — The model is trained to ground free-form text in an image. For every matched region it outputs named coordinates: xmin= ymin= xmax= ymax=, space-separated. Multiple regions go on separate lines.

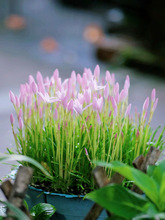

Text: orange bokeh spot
xmin=5 ymin=14 xmax=26 ymax=30
xmin=40 ymin=37 xmax=58 ymax=52
xmin=83 ymin=24 xmax=104 ymax=44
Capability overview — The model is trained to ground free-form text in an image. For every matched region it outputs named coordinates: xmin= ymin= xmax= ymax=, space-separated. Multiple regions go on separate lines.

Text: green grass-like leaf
xmin=0 ymin=154 xmax=52 ymax=179
xmin=0 ymin=200 xmax=30 ymax=220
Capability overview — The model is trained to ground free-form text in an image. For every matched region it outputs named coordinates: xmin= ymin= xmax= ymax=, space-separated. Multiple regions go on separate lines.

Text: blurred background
xmin=0 ymin=0 xmax=165 ymax=178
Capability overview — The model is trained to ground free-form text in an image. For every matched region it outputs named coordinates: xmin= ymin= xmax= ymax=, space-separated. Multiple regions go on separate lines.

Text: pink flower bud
xmin=84 ymin=89 xmax=91 ymax=104
xmin=27 ymin=95 xmax=32 ymax=107
xmin=124 ymin=75 xmax=130 ymax=90
xmin=62 ymin=95 xmax=69 ymax=109
xmin=67 ymin=100 xmax=74 ymax=112
xmin=153 ymin=98 xmax=158 ymax=112
xmin=115 ymin=93 xmax=119 ymax=103
xmin=78 ymin=93 xmax=84 ymax=105
xmin=105 ymin=70 xmax=111 ymax=84
xmin=143 ymin=97 xmax=149 ymax=112
xmin=53 ymin=69 xmax=59 ymax=80
xmin=94 ymin=65 xmax=100 ymax=81
xmin=114 ymin=82 xmax=119 ymax=95
xmin=104 ymin=84 xmax=109 ymax=99
xmin=151 ymin=88 xmax=156 ymax=102
xmin=29 ymin=75 xmax=35 ymax=85
xmin=19 ymin=109 xmax=23 ymax=118
xmin=71 ymin=71 xmax=76 ymax=83
xmin=15 ymin=96 xmax=20 ymax=108
xmin=9 ymin=90 xmax=16 ymax=105
xmin=19 ymin=117 xmax=23 ymax=129
xmin=10 ymin=113 xmax=14 ymax=125
xmin=77 ymin=73 xmax=82 ymax=86
xmin=85 ymin=148 xmax=88 ymax=156
xmin=101 ymin=77 xmax=105 ymax=86
xmin=110 ymin=96 xmax=117 ymax=111
xmin=136 ymin=129 xmax=139 ymax=138
xmin=56 ymin=77 xmax=62 ymax=91
xmin=111 ymin=73 xmax=115 ymax=85
xmin=86 ymin=115 xmax=90 ymax=122
xmin=110 ymin=96 xmax=117 ymax=117
xmin=38 ymin=81 xmax=45 ymax=95
xmin=25 ymin=83 xmax=31 ymax=93
xmin=115 ymin=133 xmax=117 ymax=139
xmin=119 ymin=89 xmax=128 ymax=102
xmin=125 ymin=104 xmax=131 ymax=116
xmin=20 ymin=84 xmax=26 ymax=96
xmin=98 ymin=97 xmax=103 ymax=113
xmin=37 ymin=71 xmax=44 ymax=84
xmin=44 ymin=77 xmax=50 ymax=91
xmin=31 ymin=82 xmax=38 ymax=94
xmin=93 ymin=97 xmax=98 ymax=111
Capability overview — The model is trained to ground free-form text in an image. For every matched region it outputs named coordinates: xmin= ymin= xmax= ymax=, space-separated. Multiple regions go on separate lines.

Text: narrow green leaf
xmin=30 ymin=203 xmax=56 ymax=220
xmin=0 ymin=154 xmax=52 ymax=179
xmin=0 ymin=200 xmax=30 ymax=220
xmin=96 ymin=161 xmax=159 ymax=206
xmin=86 ymin=184 xmax=149 ymax=219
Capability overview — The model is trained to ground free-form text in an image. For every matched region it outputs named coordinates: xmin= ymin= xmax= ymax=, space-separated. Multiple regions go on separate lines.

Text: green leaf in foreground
xmin=30 ymin=203 xmax=56 ymax=220
xmin=0 ymin=200 xmax=30 ymax=220
xmin=96 ymin=161 xmax=159 ymax=206
xmin=0 ymin=154 xmax=52 ymax=179
xmin=86 ymin=184 xmax=151 ymax=219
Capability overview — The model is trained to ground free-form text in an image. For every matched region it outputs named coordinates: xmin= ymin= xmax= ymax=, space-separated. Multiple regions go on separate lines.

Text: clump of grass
xmin=9 ymin=65 xmax=165 ymax=194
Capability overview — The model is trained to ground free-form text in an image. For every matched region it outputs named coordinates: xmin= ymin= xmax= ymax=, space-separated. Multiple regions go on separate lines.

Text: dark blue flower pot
xmin=26 ymin=186 xmax=107 ymax=220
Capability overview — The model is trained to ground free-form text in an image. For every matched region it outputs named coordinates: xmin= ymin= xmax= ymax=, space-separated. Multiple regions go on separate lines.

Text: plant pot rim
xmin=29 ymin=185 xmax=84 ymax=198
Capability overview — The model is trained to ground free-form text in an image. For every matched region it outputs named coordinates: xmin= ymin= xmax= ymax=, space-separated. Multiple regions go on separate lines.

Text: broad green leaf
xmin=150 ymin=160 xmax=165 ymax=184
xmin=0 ymin=200 xmax=30 ymax=220
xmin=96 ymin=161 xmax=159 ymax=206
xmin=147 ymin=165 xmax=156 ymax=177
xmin=0 ymin=154 xmax=52 ymax=179
xmin=86 ymin=184 xmax=150 ymax=219
xmin=151 ymin=159 xmax=165 ymax=210
xmin=159 ymin=173 xmax=165 ymax=211
xmin=30 ymin=203 xmax=56 ymax=220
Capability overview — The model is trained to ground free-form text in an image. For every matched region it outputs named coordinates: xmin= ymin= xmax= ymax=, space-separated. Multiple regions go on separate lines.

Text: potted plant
xmin=8 ymin=65 xmax=164 ymax=219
